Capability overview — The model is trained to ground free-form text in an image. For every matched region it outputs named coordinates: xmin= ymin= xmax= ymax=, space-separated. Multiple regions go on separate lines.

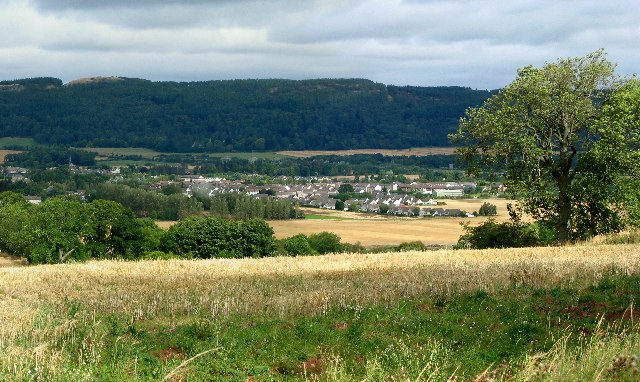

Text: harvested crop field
xmin=157 ymin=199 xmax=515 ymax=246
xmin=270 ymin=198 xmax=515 ymax=246
xmin=277 ymin=146 xmax=457 ymax=157
xmin=0 ymin=150 xmax=20 ymax=164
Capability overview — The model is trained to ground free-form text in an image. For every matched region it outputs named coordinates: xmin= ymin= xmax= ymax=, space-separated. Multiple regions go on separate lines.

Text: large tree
xmin=450 ymin=50 xmax=640 ymax=243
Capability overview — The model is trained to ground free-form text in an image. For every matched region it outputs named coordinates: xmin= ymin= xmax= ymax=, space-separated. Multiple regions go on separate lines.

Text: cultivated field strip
xmin=2 ymin=245 xmax=640 ymax=330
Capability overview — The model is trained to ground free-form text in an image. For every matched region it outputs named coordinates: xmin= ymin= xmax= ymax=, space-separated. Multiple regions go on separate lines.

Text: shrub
xmin=307 ymin=232 xmax=343 ymax=254
xmin=395 ymin=241 xmax=427 ymax=251
xmin=281 ymin=234 xmax=315 ymax=256
xmin=162 ymin=216 xmax=276 ymax=258
xmin=478 ymin=202 xmax=497 ymax=216
xmin=455 ymin=219 xmax=556 ymax=249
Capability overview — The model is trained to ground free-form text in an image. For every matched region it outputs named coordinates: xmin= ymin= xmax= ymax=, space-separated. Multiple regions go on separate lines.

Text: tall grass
xmin=1 ymin=244 xmax=639 ymax=381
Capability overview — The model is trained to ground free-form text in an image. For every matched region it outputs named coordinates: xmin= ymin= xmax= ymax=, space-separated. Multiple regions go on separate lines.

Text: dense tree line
xmin=176 ymin=154 xmax=456 ymax=176
xmin=193 ymin=191 xmax=304 ymax=220
xmin=0 ymin=192 xmax=162 ymax=263
xmin=4 ymin=147 xmax=96 ymax=168
xmin=0 ymin=191 xmax=282 ymax=263
xmin=0 ymin=77 xmax=492 ymax=152
xmin=91 ymin=183 xmax=204 ymax=220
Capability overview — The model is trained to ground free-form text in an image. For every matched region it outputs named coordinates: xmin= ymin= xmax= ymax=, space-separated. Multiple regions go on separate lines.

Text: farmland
xmin=155 ymin=198 xmax=515 ymax=247
xmin=278 ymin=147 xmax=457 ymax=158
xmin=1 ymin=244 xmax=639 ymax=381
xmin=269 ymin=198 xmax=514 ymax=246
xmin=0 ymin=150 xmax=20 ymax=164
xmin=82 ymin=147 xmax=287 ymax=161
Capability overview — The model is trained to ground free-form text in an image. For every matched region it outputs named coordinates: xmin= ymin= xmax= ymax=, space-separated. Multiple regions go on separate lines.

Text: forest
xmin=0 ymin=77 xmax=493 ymax=152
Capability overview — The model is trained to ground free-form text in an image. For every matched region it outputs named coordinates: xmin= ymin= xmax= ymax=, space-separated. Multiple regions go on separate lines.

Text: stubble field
xmin=269 ymin=198 xmax=515 ymax=246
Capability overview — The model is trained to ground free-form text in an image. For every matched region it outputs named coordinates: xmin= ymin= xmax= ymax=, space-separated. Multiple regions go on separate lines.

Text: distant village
xmin=178 ymin=175 xmax=506 ymax=217
xmin=2 ymin=165 xmax=506 ymax=217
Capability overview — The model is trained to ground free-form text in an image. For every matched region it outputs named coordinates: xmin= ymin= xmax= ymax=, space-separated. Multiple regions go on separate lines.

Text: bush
xmin=478 ymin=202 xmax=497 ymax=216
xmin=340 ymin=241 xmax=365 ymax=253
xmin=455 ymin=219 xmax=556 ymax=249
xmin=281 ymin=234 xmax=315 ymax=256
xmin=162 ymin=216 xmax=276 ymax=258
xmin=395 ymin=241 xmax=427 ymax=251
xmin=307 ymin=232 xmax=343 ymax=254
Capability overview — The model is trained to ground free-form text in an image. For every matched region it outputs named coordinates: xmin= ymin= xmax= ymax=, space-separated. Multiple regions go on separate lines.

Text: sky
xmin=1 ymin=0 xmax=638 ymax=89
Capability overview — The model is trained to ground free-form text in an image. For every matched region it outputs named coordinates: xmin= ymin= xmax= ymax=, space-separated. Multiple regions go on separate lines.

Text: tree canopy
xmin=450 ymin=50 xmax=640 ymax=243
xmin=0 ymin=77 xmax=492 ymax=152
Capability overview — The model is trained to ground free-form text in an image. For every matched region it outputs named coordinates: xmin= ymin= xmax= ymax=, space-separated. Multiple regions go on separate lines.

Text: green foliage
xmin=187 ymin=153 xmax=458 ymax=177
xmin=31 ymin=272 xmax=640 ymax=381
xmin=0 ymin=191 xmax=29 ymax=207
xmin=0 ymin=195 xmax=161 ymax=263
xmin=306 ymin=232 xmax=343 ymax=254
xmin=334 ymin=199 xmax=345 ymax=211
xmin=91 ymin=183 xmax=203 ymax=220
xmin=162 ymin=216 xmax=276 ymax=259
xmin=0 ymin=78 xmax=491 ymax=152
xmin=477 ymin=202 xmax=497 ymax=216
xmin=395 ymin=241 xmax=427 ymax=251
xmin=338 ymin=183 xmax=354 ymax=193
xmin=451 ymin=50 xmax=640 ymax=243
xmin=455 ymin=219 xmax=555 ymax=249
xmin=280 ymin=234 xmax=316 ymax=256
xmin=201 ymin=192 xmax=303 ymax=220
xmin=4 ymin=146 xmax=96 ymax=168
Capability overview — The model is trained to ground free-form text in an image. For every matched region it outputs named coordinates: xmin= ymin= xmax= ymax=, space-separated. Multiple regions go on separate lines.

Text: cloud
xmin=1 ymin=0 xmax=638 ymax=88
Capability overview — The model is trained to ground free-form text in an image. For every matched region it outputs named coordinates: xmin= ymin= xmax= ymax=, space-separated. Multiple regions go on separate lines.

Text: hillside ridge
xmin=0 ymin=77 xmax=494 ymax=152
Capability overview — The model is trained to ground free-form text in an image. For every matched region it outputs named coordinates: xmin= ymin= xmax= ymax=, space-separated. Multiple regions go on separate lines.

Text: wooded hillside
xmin=0 ymin=77 xmax=493 ymax=152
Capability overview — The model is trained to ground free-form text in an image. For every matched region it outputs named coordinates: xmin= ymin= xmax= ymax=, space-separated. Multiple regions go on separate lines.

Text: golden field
xmin=270 ymin=198 xmax=515 ymax=246
xmin=277 ymin=147 xmax=457 ymax=158
xmin=156 ymin=198 xmax=515 ymax=246
xmin=1 ymin=244 xmax=638 ymax=325
xmin=1 ymin=244 xmax=640 ymax=380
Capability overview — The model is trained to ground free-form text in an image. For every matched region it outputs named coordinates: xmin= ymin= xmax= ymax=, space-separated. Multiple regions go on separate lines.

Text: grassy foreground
xmin=1 ymin=245 xmax=640 ymax=381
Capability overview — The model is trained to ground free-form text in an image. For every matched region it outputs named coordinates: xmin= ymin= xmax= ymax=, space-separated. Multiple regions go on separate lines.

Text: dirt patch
xmin=334 ymin=322 xmax=349 ymax=331
xmin=300 ymin=357 xmax=323 ymax=375
xmin=150 ymin=347 xmax=185 ymax=363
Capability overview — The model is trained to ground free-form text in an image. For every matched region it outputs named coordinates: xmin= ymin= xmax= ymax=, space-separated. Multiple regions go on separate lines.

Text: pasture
xmin=0 ymin=137 xmax=36 ymax=149
xmin=1 ymin=244 xmax=639 ymax=381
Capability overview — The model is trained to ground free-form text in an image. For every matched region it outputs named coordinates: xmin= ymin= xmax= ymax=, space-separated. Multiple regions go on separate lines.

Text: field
xmin=269 ymin=198 xmax=515 ymax=246
xmin=81 ymin=147 xmax=286 ymax=161
xmin=1 ymin=244 xmax=639 ymax=381
xmin=0 ymin=137 xmax=36 ymax=149
xmin=278 ymin=147 xmax=457 ymax=158
xmin=0 ymin=149 xmax=21 ymax=164
xmin=82 ymin=147 xmax=163 ymax=159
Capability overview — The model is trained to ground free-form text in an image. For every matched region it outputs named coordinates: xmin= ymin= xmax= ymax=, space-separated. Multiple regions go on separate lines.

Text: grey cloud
xmin=2 ymin=0 xmax=639 ymax=89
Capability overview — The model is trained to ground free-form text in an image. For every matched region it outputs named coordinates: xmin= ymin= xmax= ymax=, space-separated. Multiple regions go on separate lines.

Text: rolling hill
xmin=0 ymin=77 xmax=493 ymax=152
